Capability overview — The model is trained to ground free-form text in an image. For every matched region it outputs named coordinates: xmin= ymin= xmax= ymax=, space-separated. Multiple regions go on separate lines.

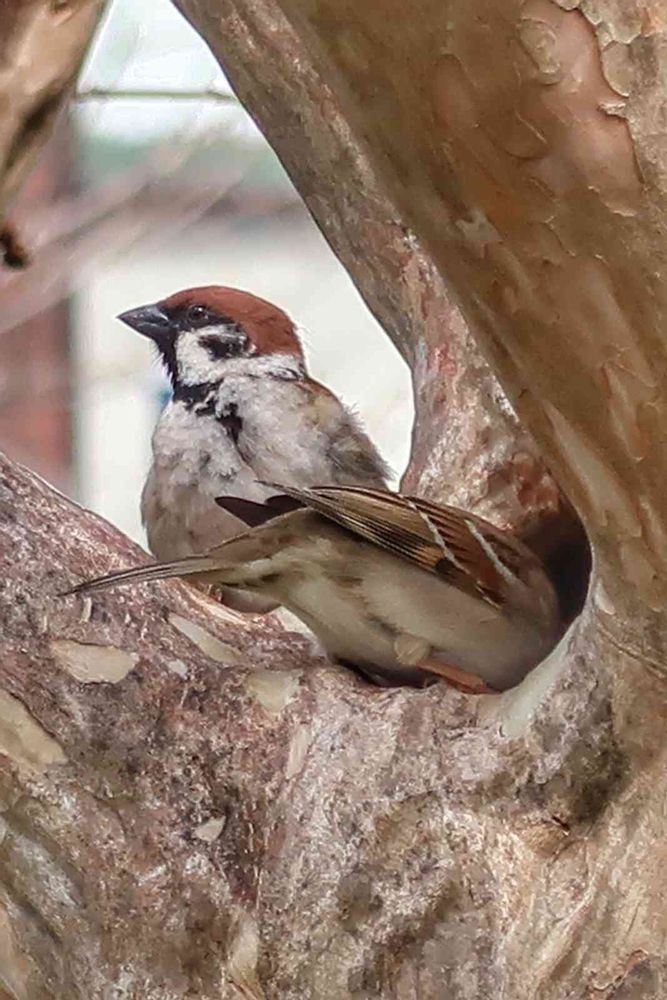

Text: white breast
xmin=223 ymin=375 xmax=340 ymax=484
xmin=141 ymin=367 xmax=380 ymax=560
xmin=142 ymin=400 xmax=274 ymax=558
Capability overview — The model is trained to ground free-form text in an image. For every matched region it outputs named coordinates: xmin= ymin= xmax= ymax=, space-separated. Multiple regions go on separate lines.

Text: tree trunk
xmin=2 ymin=0 xmax=667 ymax=997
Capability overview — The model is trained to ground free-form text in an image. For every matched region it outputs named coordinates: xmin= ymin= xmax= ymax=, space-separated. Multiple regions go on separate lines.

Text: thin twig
xmin=75 ymin=87 xmax=239 ymax=105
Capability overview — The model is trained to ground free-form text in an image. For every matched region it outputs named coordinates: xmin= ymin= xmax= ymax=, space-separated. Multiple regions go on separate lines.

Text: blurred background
xmin=0 ymin=0 xmax=413 ymax=545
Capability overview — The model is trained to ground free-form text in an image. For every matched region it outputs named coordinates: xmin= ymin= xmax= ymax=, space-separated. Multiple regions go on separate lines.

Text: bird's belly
xmin=362 ymin=562 xmax=553 ymax=689
xmin=146 ymin=406 xmax=277 ymax=556
xmin=282 ymin=576 xmax=404 ymax=678
xmin=145 ymin=418 xmax=277 ymax=558
xmin=141 ymin=468 xmax=270 ymax=559
xmin=143 ymin=479 xmax=248 ymax=559
xmin=277 ymin=544 xmax=555 ymax=690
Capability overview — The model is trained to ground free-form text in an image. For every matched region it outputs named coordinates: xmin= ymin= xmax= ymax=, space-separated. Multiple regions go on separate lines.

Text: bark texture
xmin=2 ymin=0 xmax=667 ymax=998
xmin=1 ymin=456 xmax=660 ymax=1000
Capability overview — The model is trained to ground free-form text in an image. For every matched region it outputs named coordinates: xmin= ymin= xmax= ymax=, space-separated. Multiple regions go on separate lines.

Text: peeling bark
xmin=2 ymin=0 xmax=667 ymax=997
xmin=2 ymin=454 xmax=665 ymax=1000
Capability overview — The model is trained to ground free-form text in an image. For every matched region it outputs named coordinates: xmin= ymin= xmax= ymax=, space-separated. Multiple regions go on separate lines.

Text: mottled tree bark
xmin=2 ymin=0 xmax=667 ymax=998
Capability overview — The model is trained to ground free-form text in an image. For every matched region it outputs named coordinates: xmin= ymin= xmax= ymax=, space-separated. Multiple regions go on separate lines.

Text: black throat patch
xmin=173 ymin=381 xmax=218 ymax=415
xmin=173 ymin=384 xmax=243 ymax=445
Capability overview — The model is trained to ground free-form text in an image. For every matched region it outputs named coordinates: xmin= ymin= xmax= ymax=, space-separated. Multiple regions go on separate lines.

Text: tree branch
xmin=0 ymin=452 xmax=656 ymax=1000
xmin=1 ymin=1 xmax=666 ymax=996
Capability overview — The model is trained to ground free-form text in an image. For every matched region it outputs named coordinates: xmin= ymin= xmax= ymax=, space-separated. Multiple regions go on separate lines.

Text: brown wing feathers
xmin=66 ymin=484 xmax=529 ymax=607
xmin=408 ymin=497 xmax=505 ymax=604
xmin=262 ymin=484 xmax=508 ymax=608
xmin=264 ymin=484 xmax=439 ymax=569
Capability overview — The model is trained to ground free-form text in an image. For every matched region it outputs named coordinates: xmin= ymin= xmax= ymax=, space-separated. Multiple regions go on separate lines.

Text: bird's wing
xmin=215 ymin=494 xmax=303 ymax=526
xmin=301 ymin=378 xmax=392 ymax=486
xmin=261 ymin=483 xmax=532 ymax=609
xmin=62 ymin=555 xmax=221 ymax=597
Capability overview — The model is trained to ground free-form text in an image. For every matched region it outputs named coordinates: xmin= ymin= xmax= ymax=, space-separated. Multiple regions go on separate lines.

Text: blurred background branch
xmin=76 ymin=86 xmax=239 ymax=103
xmin=0 ymin=0 xmax=104 ymax=221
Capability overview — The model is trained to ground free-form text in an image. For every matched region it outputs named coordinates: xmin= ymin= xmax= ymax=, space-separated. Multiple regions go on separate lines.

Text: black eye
xmin=186 ymin=304 xmax=212 ymax=327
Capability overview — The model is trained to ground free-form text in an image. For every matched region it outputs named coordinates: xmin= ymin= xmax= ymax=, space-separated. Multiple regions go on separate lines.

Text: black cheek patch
xmin=200 ymin=332 xmax=247 ymax=361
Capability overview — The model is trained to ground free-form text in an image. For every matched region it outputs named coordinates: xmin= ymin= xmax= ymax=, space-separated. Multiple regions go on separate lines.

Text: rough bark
xmin=1 ymin=458 xmax=659 ymax=1000
xmin=2 ymin=0 xmax=667 ymax=998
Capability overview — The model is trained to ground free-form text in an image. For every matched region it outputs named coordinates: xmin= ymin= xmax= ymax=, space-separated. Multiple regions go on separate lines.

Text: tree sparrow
xmin=65 ymin=485 xmax=561 ymax=693
xmin=118 ymin=285 xmax=390 ymax=610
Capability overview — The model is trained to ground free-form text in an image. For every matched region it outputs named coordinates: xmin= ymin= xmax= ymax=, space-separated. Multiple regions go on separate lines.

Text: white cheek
xmin=176 ymin=327 xmax=300 ymax=386
xmin=175 ymin=328 xmax=228 ymax=385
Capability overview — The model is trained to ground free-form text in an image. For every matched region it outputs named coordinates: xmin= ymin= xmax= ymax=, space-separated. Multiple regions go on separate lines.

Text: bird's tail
xmin=62 ymin=555 xmax=222 ymax=598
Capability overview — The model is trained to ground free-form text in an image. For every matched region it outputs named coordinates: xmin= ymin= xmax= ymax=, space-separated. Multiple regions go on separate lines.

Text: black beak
xmin=117 ymin=304 xmax=172 ymax=342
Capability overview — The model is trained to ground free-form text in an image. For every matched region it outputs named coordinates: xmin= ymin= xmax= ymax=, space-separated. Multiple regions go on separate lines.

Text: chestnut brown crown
xmin=117 ymin=285 xmax=304 ymax=386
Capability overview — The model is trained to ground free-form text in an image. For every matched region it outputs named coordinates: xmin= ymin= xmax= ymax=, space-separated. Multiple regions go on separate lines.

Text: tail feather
xmin=62 ymin=555 xmax=221 ymax=597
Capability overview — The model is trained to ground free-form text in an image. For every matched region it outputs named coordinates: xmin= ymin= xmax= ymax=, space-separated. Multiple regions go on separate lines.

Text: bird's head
xmin=118 ymin=285 xmax=304 ymax=389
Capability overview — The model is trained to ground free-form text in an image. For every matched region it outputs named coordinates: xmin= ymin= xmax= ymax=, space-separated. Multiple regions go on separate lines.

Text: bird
xmin=64 ymin=484 xmax=561 ymax=694
xmin=117 ymin=285 xmax=390 ymax=610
